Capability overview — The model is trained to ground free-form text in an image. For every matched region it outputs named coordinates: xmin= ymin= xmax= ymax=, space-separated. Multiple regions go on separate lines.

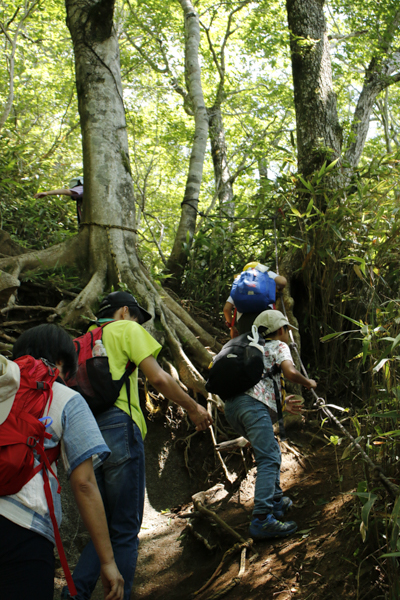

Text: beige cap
xmin=0 ymin=355 xmax=20 ymax=425
xmin=253 ymin=310 xmax=298 ymax=334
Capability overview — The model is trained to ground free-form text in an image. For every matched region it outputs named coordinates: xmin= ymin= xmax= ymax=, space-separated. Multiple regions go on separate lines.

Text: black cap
xmin=97 ymin=291 xmax=152 ymax=323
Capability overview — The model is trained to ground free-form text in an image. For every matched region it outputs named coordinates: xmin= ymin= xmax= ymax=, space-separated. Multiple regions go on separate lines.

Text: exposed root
xmin=192 ymin=493 xmax=249 ymax=546
xmin=0 ymin=235 xmax=83 ymax=274
xmin=191 ymin=541 xmax=252 ymax=600
xmin=207 ymin=400 xmax=235 ymax=484
xmin=158 ymin=285 xmax=221 ymax=353
xmin=61 ymin=267 xmax=107 ymax=327
xmin=0 ymin=305 xmax=59 ymax=315
xmin=186 ymin=521 xmax=217 ymax=551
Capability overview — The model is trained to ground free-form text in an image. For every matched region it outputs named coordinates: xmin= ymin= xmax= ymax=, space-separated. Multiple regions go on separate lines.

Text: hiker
xmin=223 ymin=262 xmax=287 ymax=337
xmin=69 ymin=291 xmax=212 ymax=600
xmin=223 ymin=310 xmax=316 ymax=540
xmin=34 ymin=176 xmax=84 ymax=223
xmin=0 ymin=324 xmax=124 ymax=600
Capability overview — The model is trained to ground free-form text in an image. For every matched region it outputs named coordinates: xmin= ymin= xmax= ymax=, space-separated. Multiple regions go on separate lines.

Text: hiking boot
xmin=249 ymin=514 xmax=297 ymax=540
xmin=272 ymin=496 xmax=293 ymax=520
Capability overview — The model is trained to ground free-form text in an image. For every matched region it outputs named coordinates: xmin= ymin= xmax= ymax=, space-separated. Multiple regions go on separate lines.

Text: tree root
xmin=186 ymin=521 xmax=217 ymax=551
xmin=207 ymin=400 xmax=235 ymax=484
xmin=0 ymin=227 xmax=219 ymax=403
xmin=191 ymin=541 xmax=252 ymax=600
xmin=192 ymin=493 xmax=249 ymax=546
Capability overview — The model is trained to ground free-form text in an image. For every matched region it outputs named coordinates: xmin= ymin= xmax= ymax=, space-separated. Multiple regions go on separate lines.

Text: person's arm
xmin=223 ymin=301 xmax=234 ymax=326
xmin=34 ymin=188 xmax=74 ymax=199
xmin=139 ymin=355 xmax=213 ymax=430
xmin=69 ymin=458 xmax=124 ymax=600
xmin=223 ymin=300 xmax=239 ymax=338
xmin=280 ymin=359 xmax=316 ymax=389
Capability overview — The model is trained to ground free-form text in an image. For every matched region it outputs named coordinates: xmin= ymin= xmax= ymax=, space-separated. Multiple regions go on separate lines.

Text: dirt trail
xmin=129 ymin=429 xmax=367 ymax=600
xmin=60 ymin=425 xmax=377 ymax=600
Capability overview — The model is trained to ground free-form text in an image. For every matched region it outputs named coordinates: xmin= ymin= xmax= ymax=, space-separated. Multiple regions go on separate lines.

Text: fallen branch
xmin=208 ymin=399 xmax=235 ymax=483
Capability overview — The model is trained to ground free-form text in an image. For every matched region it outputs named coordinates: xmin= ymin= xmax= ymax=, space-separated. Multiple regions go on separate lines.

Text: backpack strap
xmin=38 ymin=444 xmax=77 ymax=597
xmin=100 ymin=323 xmax=137 ymax=419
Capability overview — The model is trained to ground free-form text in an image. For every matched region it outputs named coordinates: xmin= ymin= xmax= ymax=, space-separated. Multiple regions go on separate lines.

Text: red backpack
xmin=66 ymin=323 xmax=135 ymax=416
xmin=0 ymin=356 xmax=77 ymax=597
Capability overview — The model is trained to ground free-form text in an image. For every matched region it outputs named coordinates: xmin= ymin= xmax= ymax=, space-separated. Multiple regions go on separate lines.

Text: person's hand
xmin=100 ymin=560 xmax=124 ymax=600
xmin=284 ymin=395 xmax=304 ymax=415
xmin=305 ymin=379 xmax=317 ymax=390
xmin=34 ymin=192 xmax=47 ymax=198
xmin=187 ymin=402 xmax=213 ymax=431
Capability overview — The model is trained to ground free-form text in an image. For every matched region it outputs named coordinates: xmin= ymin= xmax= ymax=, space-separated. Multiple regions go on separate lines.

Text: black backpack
xmin=205 ymin=331 xmax=281 ymax=400
xmin=206 ymin=330 xmax=286 ymax=438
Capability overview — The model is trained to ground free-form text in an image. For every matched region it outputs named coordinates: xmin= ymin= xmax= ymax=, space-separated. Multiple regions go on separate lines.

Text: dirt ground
xmin=55 ymin=423 xmax=383 ymax=600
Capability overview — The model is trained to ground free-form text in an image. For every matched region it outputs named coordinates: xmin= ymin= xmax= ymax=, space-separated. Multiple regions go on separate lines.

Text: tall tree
xmin=0 ymin=0 xmax=220 ymax=395
xmin=165 ymin=0 xmax=209 ymax=287
xmin=286 ymin=0 xmax=400 ymax=187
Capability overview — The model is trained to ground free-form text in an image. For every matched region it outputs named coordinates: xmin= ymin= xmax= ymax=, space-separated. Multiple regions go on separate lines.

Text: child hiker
xmin=224 ymin=310 xmax=317 ymax=540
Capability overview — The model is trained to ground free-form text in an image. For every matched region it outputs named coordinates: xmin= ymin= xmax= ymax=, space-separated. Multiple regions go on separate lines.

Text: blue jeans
xmin=72 ymin=407 xmax=145 ymax=600
xmin=224 ymin=394 xmax=282 ymax=516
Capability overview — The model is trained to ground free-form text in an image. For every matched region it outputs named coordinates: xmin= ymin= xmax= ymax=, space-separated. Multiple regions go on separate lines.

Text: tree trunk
xmin=0 ymin=0 xmax=221 ymax=398
xmin=208 ymin=105 xmax=234 ymax=218
xmin=166 ymin=0 xmax=208 ymax=290
xmin=286 ymin=0 xmax=342 ymax=182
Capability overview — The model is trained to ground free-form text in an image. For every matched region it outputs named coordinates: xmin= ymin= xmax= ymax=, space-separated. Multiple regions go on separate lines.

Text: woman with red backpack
xmin=0 ymin=324 xmax=123 ymax=600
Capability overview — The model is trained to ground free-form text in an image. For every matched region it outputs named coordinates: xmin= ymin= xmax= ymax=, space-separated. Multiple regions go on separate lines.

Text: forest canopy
xmin=0 ymin=0 xmax=399 ymax=394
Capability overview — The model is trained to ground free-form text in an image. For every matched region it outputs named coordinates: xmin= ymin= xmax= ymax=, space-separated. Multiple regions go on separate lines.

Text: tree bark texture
xmin=166 ymin=0 xmax=208 ymax=288
xmin=286 ymin=0 xmax=342 ymax=180
xmin=0 ymin=0 xmax=221 ymax=399
xmin=345 ymin=51 xmax=400 ymax=169
xmin=208 ymin=106 xmax=234 ymax=218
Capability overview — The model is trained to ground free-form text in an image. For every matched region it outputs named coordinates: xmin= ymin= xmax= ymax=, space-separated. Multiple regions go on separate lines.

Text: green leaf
xmin=298 ymin=174 xmax=314 ymax=193
xmin=291 ymin=207 xmax=303 ymax=217
xmin=329 ymin=224 xmax=344 ymax=240
xmin=361 ymin=493 xmax=377 ymax=530
xmin=325 ymin=158 xmax=339 ymax=172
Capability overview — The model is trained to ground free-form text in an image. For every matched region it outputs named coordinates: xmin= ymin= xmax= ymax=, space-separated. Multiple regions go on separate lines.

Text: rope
xmin=278 ymin=298 xmax=399 ymax=498
xmin=181 ymin=198 xmax=199 ymax=211
xmin=79 ymin=221 xmax=138 ymax=234
xmin=272 ymin=214 xmax=398 ymax=497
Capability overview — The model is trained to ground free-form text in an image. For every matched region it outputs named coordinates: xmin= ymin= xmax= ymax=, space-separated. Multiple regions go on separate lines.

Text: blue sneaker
xmin=272 ymin=496 xmax=293 ymax=520
xmin=249 ymin=514 xmax=297 ymax=540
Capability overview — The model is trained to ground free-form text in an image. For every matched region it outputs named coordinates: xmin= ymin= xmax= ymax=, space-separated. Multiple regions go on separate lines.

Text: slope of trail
xmin=55 ymin=425 xmax=378 ymax=600
xmin=131 ymin=429 xmax=369 ymax=600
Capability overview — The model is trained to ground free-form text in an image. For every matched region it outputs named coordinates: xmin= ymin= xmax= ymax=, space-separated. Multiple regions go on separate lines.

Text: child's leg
xmin=224 ymin=394 xmax=280 ymax=515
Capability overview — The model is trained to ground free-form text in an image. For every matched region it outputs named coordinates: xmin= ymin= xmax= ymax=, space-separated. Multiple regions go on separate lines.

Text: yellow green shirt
xmin=100 ymin=320 xmax=161 ymax=439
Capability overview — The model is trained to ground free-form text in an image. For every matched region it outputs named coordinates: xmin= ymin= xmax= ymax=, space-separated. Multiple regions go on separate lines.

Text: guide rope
xmin=273 ymin=216 xmax=399 ymax=498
